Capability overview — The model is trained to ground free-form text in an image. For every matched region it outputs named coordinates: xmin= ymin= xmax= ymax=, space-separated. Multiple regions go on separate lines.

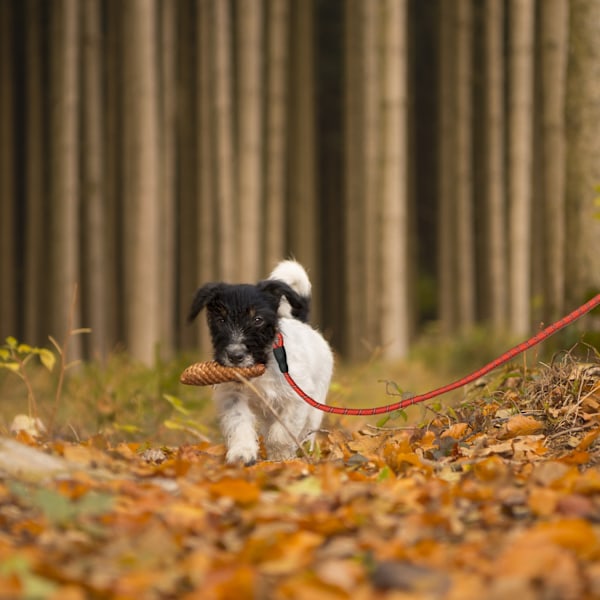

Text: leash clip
xmin=273 ymin=332 xmax=289 ymax=373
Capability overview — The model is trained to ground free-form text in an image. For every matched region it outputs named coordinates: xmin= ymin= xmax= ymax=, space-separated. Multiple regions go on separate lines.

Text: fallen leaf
xmin=441 ymin=422 xmax=470 ymax=440
xmin=577 ymin=427 xmax=600 ymax=450
xmin=497 ymin=415 xmax=544 ymax=440
xmin=208 ymin=478 xmax=260 ymax=505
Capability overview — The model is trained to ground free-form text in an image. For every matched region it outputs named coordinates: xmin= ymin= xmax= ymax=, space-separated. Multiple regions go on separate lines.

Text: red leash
xmin=273 ymin=294 xmax=600 ymax=416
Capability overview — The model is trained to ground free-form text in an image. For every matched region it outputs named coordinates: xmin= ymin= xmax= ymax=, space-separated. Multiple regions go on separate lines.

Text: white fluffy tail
xmin=268 ymin=260 xmax=311 ymax=319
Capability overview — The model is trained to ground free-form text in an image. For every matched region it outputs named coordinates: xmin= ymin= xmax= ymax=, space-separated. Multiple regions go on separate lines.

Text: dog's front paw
xmin=225 ymin=445 xmax=258 ymax=466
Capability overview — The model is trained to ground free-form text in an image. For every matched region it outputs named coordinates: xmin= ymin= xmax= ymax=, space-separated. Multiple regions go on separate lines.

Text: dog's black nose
xmin=226 ymin=348 xmax=247 ymax=365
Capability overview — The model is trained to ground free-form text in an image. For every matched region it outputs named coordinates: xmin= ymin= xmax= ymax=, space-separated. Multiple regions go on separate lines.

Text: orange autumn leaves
xmin=1 ymin=356 xmax=600 ymax=598
xmin=0 ymin=415 xmax=600 ymax=599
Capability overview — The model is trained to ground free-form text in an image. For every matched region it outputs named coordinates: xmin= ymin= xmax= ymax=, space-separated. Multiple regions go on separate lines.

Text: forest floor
xmin=1 ymin=346 xmax=600 ymax=599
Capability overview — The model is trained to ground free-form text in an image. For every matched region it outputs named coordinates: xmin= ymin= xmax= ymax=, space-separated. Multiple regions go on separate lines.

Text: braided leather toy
xmin=180 ymin=361 xmax=266 ymax=386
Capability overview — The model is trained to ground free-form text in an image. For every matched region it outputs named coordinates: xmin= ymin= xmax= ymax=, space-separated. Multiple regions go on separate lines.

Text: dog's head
xmin=187 ymin=279 xmax=307 ymax=367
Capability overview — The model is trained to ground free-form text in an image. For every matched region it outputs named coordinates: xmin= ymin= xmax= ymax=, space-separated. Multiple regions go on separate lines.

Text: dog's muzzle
xmin=222 ymin=344 xmax=254 ymax=367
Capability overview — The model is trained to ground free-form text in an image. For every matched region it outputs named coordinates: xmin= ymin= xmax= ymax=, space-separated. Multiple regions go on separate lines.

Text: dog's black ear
xmin=257 ymin=279 xmax=310 ymax=322
xmin=187 ymin=283 xmax=222 ymax=323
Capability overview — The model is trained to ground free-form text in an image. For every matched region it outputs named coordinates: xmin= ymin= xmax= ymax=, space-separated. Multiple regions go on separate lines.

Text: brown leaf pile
xmin=1 ymin=354 xmax=600 ymax=599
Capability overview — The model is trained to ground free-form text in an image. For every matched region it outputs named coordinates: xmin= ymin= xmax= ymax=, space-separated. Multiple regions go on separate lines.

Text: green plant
xmin=0 ymin=287 xmax=90 ymax=436
xmin=0 ymin=336 xmax=56 ymax=419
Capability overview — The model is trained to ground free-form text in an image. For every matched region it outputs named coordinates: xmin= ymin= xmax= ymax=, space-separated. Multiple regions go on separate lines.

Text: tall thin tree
xmin=566 ymin=0 xmax=600 ymax=305
xmin=0 ymin=0 xmax=16 ymax=341
xmin=508 ymin=0 xmax=535 ymax=335
xmin=50 ymin=0 xmax=81 ymax=358
xmin=378 ymin=0 xmax=409 ymax=358
xmin=237 ymin=0 xmax=263 ymax=281
xmin=438 ymin=1 xmax=457 ymax=334
xmin=177 ymin=1 xmax=198 ymax=350
xmin=82 ymin=0 xmax=107 ymax=358
xmin=213 ymin=0 xmax=237 ymax=281
xmin=484 ymin=0 xmax=507 ymax=329
xmin=288 ymin=0 xmax=318 ymax=316
xmin=454 ymin=0 xmax=476 ymax=328
xmin=264 ymin=0 xmax=289 ymax=269
xmin=24 ymin=0 xmax=47 ymax=346
xmin=540 ymin=0 xmax=568 ymax=321
xmin=122 ymin=0 xmax=161 ymax=363
xmin=363 ymin=0 xmax=381 ymax=351
xmin=196 ymin=0 xmax=217 ymax=354
xmin=158 ymin=0 xmax=177 ymax=356
xmin=344 ymin=0 xmax=366 ymax=360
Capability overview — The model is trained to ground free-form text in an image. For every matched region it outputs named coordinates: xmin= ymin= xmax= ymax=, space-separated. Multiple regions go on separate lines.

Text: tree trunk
xmin=196 ymin=0 xmax=216 ymax=354
xmin=237 ymin=0 xmax=263 ymax=281
xmin=0 ymin=0 xmax=16 ymax=342
xmin=122 ymin=0 xmax=161 ymax=363
xmin=438 ymin=1 xmax=457 ymax=334
xmin=540 ymin=0 xmax=568 ymax=321
xmin=363 ymin=0 xmax=381 ymax=351
xmin=158 ymin=0 xmax=177 ymax=357
xmin=344 ymin=0 xmax=365 ymax=360
xmin=177 ymin=2 xmax=198 ymax=351
xmin=566 ymin=0 xmax=600 ymax=306
xmin=508 ymin=0 xmax=535 ymax=335
xmin=264 ymin=0 xmax=289 ymax=270
xmin=24 ymin=0 xmax=48 ymax=346
xmin=378 ymin=0 xmax=409 ymax=359
xmin=104 ymin=0 xmax=124 ymax=350
xmin=288 ymin=0 xmax=318 ymax=317
xmin=213 ymin=0 xmax=237 ymax=281
xmin=484 ymin=0 xmax=507 ymax=329
xmin=454 ymin=0 xmax=475 ymax=328
xmin=343 ymin=0 xmax=380 ymax=359
xmin=49 ymin=0 xmax=81 ymax=358
xmin=81 ymin=0 xmax=107 ymax=359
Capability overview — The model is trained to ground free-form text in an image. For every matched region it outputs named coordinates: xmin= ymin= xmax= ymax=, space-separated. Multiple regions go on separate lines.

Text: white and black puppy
xmin=187 ymin=260 xmax=333 ymax=465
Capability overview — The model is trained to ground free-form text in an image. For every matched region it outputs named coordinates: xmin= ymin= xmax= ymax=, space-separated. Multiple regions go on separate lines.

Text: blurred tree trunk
xmin=508 ymin=0 xmax=535 ymax=335
xmin=0 ymin=0 xmax=16 ymax=341
xmin=454 ymin=0 xmax=475 ymax=328
xmin=343 ymin=0 xmax=380 ymax=359
xmin=177 ymin=2 xmax=198 ymax=350
xmin=213 ymin=0 xmax=237 ymax=281
xmin=363 ymin=0 xmax=380 ymax=351
xmin=196 ymin=0 xmax=216 ymax=354
xmin=237 ymin=0 xmax=263 ymax=281
xmin=288 ymin=0 xmax=318 ymax=315
xmin=484 ymin=0 xmax=507 ymax=329
xmin=49 ymin=0 xmax=81 ymax=358
xmin=438 ymin=1 xmax=457 ymax=334
xmin=264 ymin=0 xmax=289 ymax=269
xmin=104 ymin=0 xmax=124 ymax=350
xmin=158 ymin=0 xmax=177 ymax=356
xmin=344 ymin=0 xmax=365 ymax=360
xmin=24 ymin=0 xmax=47 ymax=346
xmin=566 ymin=0 xmax=600 ymax=305
xmin=123 ymin=0 xmax=161 ymax=364
xmin=81 ymin=0 xmax=107 ymax=359
xmin=379 ymin=0 xmax=409 ymax=359
xmin=540 ymin=0 xmax=568 ymax=321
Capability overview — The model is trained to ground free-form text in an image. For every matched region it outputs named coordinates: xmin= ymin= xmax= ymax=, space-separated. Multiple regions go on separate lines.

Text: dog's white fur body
xmin=213 ymin=261 xmax=333 ymax=464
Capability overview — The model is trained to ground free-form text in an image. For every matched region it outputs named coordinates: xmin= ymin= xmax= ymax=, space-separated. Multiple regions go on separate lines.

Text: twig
xmin=234 ymin=371 xmax=311 ymax=462
xmin=365 ymin=423 xmax=418 ymax=432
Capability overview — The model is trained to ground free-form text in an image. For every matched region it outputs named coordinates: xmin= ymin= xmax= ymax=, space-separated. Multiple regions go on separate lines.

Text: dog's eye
xmin=253 ymin=315 xmax=264 ymax=326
